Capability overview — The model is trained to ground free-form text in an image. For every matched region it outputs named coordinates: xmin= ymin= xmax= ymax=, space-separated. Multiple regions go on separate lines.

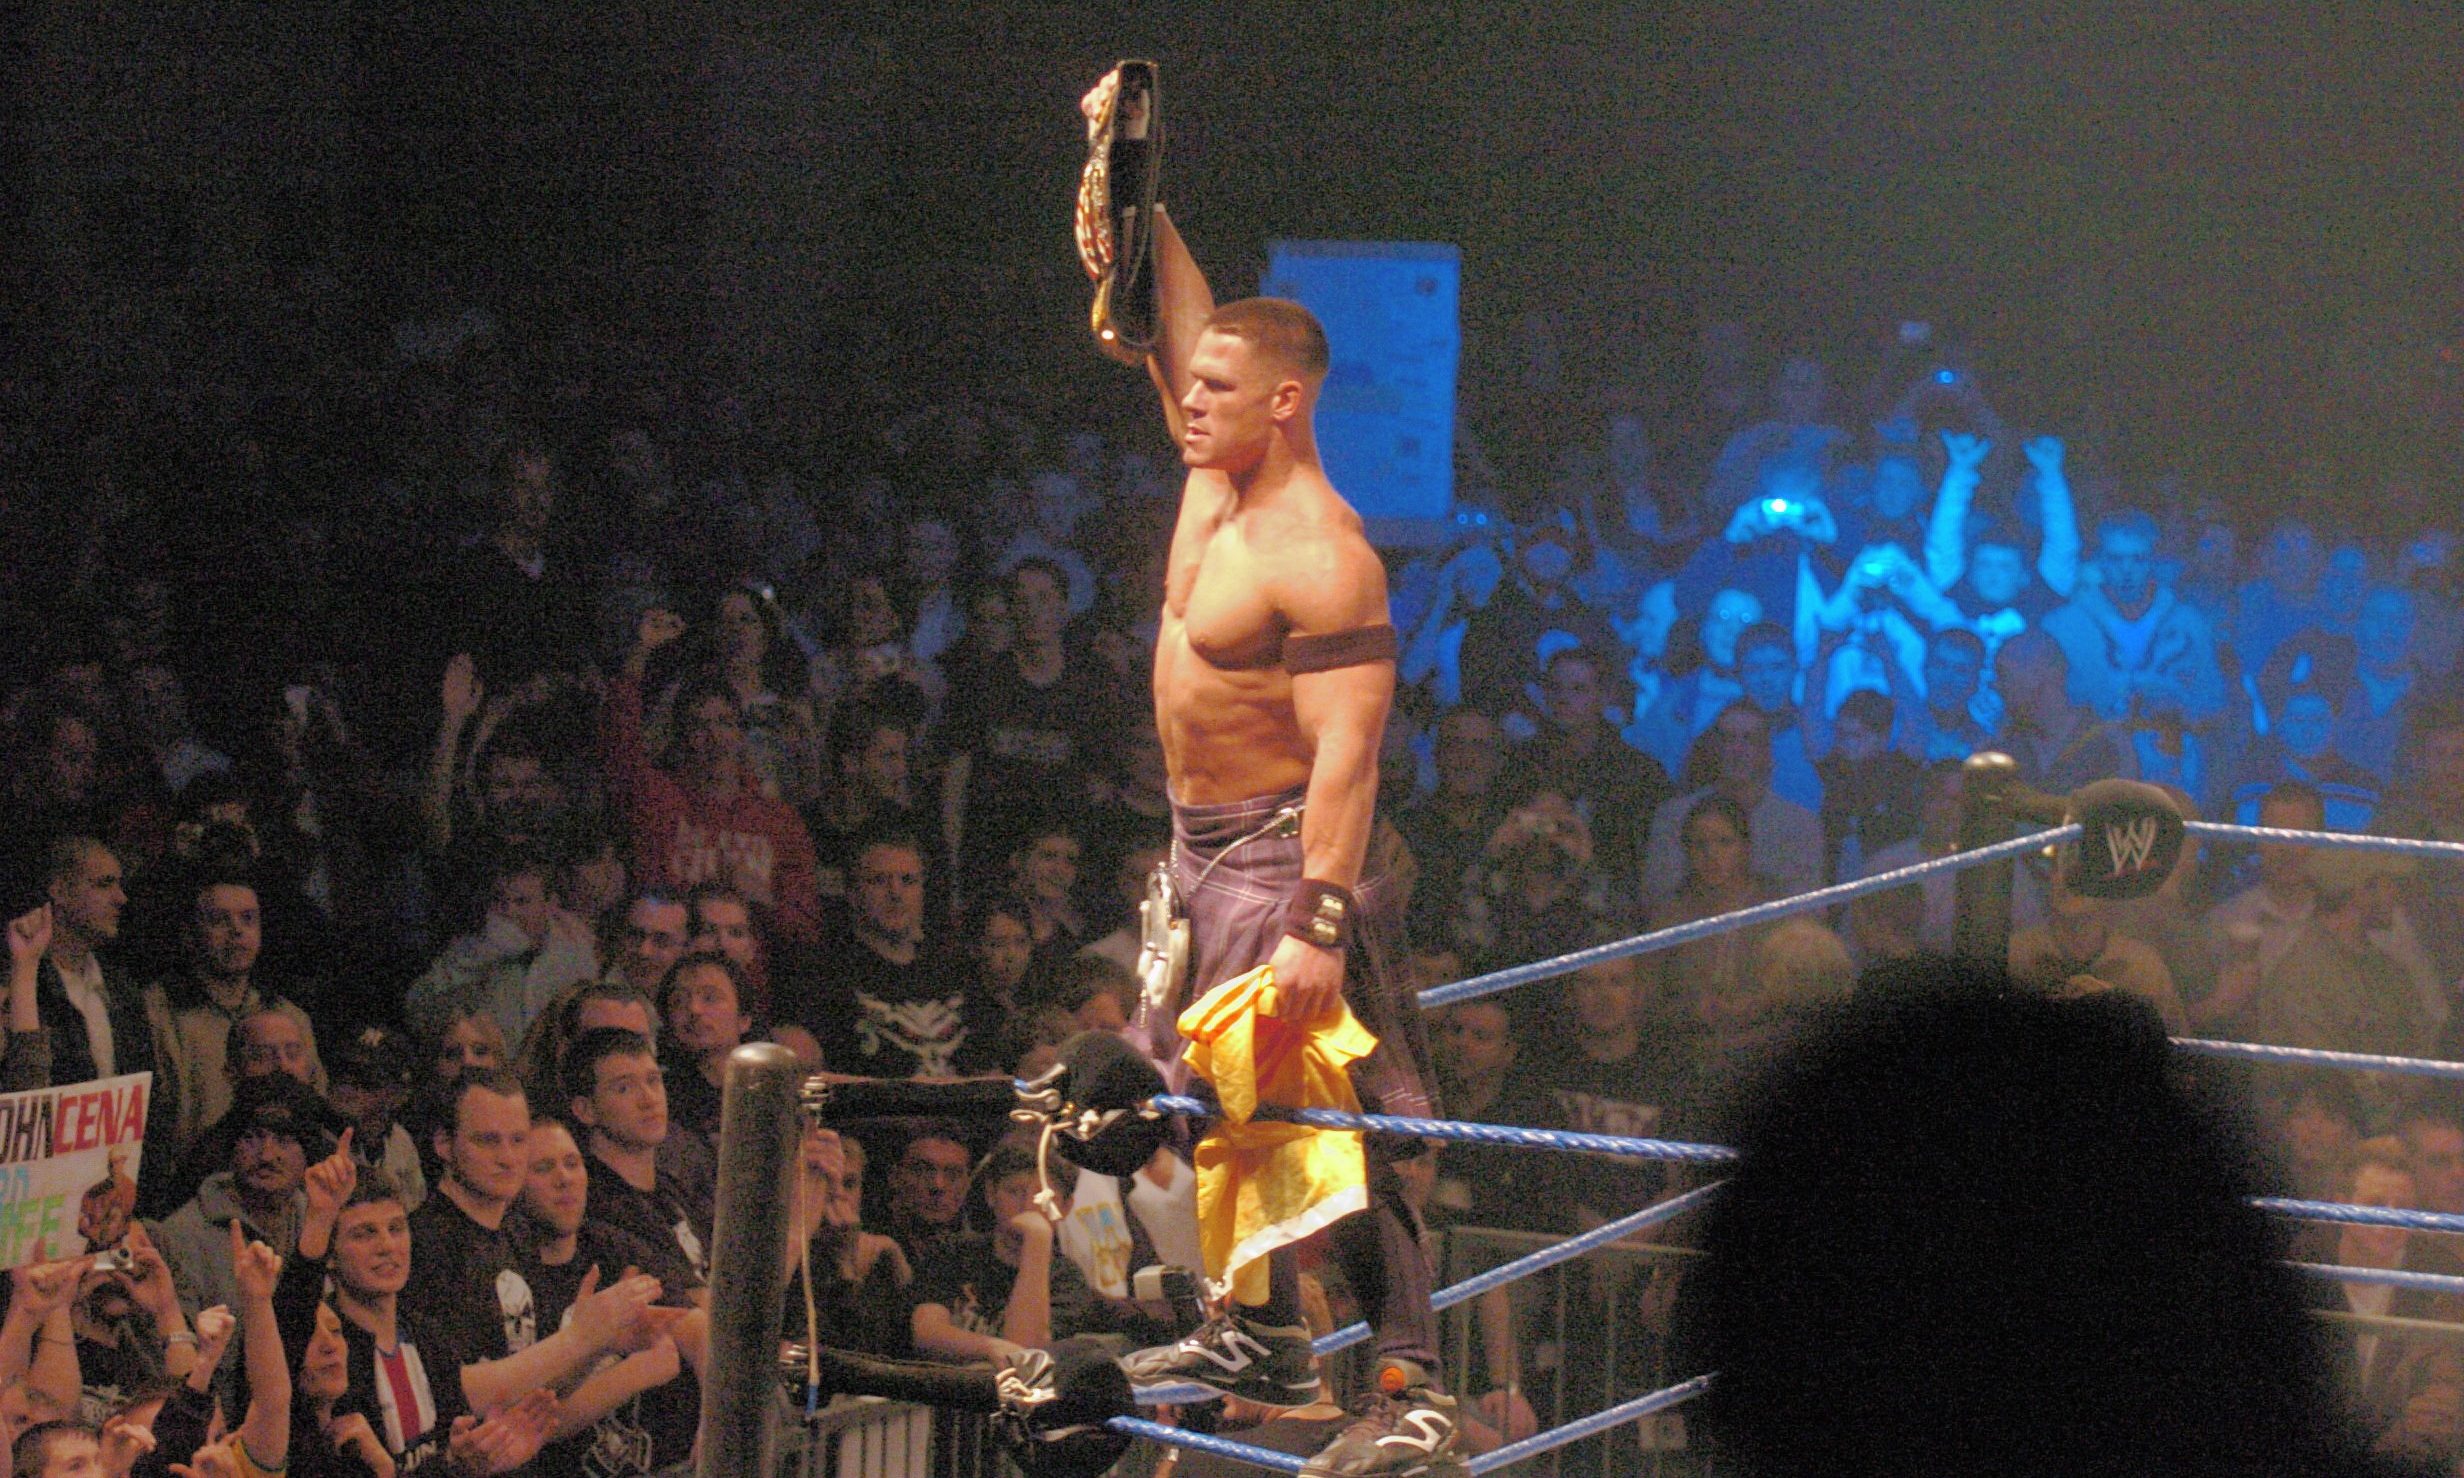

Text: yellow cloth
xmin=1176 ymin=965 xmax=1379 ymax=1303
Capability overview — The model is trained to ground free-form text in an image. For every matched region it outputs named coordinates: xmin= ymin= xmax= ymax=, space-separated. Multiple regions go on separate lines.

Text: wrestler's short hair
xmin=1203 ymin=297 xmax=1330 ymax=381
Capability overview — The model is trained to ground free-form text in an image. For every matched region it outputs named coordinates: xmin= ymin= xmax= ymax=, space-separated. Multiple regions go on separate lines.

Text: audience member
xmin=1815 ymin=690 xmax=1922 ymax=881
xmin=1646 ymin=794 xmax=1782 ymax=1028
xmin=1006 ymin=823 xmax=1089 ymax=968
xmin=2007 ymin=874 xmax=2188 ymax=1031
xmin=1531 ymin=950 xmax=1689 ymax=1225
xmin=1993 ymin=630 xmax=2135 ymax=793
xmin=1641 ymin=703 xmax=1824 ymax=903
xmin=655 ymin=953 xmax=750 ymax=1146
xmin=1902 ymin=627 xmax=1993 ymax=763
xmin=322 ymin=1023 xmax=427 ymax=1212
xmin=808 ymin=833 xmax=981 ymax=1078
xmin=1392 ymin=708 xmax=1514 ymax=950
xmin=785 ymin=1128 xmax=914 ymax=1358
xmin=601 ymin=891 xmax=691 ymax=994
xmin=406 ymin=844 xmax=600 ymax=1053
xmin=883 ymin=1126 xmax=975 ymax=1268
xmin=2377 ymin=695 xmax=2464 ymax=989
xmin=602 ymin=607 xmax=823 ymax=947
xmin=146 ymin=870 xmax=327 ymax=1158
xmin=149 ymin=1078 xmax=324 ymax=1322
xmin=941 ymin=558 xmax=1119 ymax=870
xmin=37 ymin=838 xmax=164 ymax=1093
xmin=2041 ymin=510 xmax=2226 ymax=725
xmin=406 ymin=1069 xmax=540 ymax=1363
xmin=908 ymin=1146 xmax=1123 ymax=1363
xmin=1453 ymin=794 xmax=1628 ymax=975
xmin=518 ymin=1116 xmax=703 ymax=1478
xmin=2247 ymin=851 xmax=2432 ymax=1071
xmin=1429 ymin=1000 xmax=1565 ymax=1233
xmin=565 ymin=1028 xmax=711 ymax=1280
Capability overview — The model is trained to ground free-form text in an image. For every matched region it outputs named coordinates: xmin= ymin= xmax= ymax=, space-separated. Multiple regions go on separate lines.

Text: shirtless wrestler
xmin=1082 ymin=70 xmax=1460 ymax=1478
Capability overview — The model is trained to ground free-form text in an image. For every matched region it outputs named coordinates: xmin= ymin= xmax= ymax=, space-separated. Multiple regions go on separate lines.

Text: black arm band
xmin=1284 ymin=623 xmax=1398 ymax=675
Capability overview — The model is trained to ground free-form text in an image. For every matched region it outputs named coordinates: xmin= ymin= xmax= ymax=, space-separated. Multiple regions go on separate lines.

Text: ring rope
xmin=2257 ymin=1197 xmax=2464 ymax=1236
xmin=1105 ymin=1416 xmax=1308 ymax=1475
xmin=1465 ymin=1373 xmax=1716 ymax=1476
xmin=2292 ymin=1261 xmax=2464 ymax=1297
xmin=1134 ymin=1181 xmax=1727 ymax=1405
xmin=1146 ymin=1095 xmax=1741 ymax=1166
xmin=2184 ymin=821 xmax=2464 ymax=858
xmin=1321 ymin=1179 xmax=1728 ymax=1357
xmin=1417 ymin=825 xmax=2079 ymax=1009
xmin=2171 ymin=1036 xmax=2464 ymax=1082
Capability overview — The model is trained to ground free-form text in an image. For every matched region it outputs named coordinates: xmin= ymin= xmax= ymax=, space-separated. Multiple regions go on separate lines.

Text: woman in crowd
xmin=651 ymin=582 xmax=824 ymax=807
xmin=1648 ymin=793 xmax=1782 ymax=1032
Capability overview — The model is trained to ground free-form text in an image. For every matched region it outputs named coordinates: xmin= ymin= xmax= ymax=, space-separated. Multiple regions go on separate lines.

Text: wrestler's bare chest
xmin=1154 ymin=514 xmax=1314 ymax=797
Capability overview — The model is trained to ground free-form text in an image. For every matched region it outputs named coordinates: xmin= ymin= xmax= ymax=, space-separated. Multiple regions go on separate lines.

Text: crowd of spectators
xmin=7 ymin=296 xmax=2464 ymax=1474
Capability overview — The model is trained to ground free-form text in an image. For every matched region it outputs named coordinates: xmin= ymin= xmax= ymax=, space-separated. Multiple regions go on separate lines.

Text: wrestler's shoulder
xmin=1252 ymin=478 xmax=1374 ymax=555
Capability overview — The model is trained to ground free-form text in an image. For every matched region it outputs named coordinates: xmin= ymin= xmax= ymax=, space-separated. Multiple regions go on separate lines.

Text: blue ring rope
xmin=1146 ymin=1095 xmax=1740 ymax=1166
xmin=2171 ymin=1037 xmax=2464 ymax=1082
xmin=1417 ymin=825 xmax=2079 ymax=1008
xmin=2291 ymin=1261 xmax=2464 ymax=1297
xmin=2256 ymin=1197 xmax=2464 ymax=1235
xmin=1135 ymin=1181 xmax=1726 ymax=1405
xmin=2183 ymin=821 xmax=2464 ymax=858
xmin=1105 ymin=1417 xmax=1307 ymax=1474
xmin=1466 ymin=1373 xmax=1716 ymax=1475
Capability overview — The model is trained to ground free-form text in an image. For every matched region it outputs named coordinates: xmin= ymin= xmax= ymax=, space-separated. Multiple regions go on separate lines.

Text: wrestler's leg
xmin=1328 ymin=1156 xmax=1442 ymax=1373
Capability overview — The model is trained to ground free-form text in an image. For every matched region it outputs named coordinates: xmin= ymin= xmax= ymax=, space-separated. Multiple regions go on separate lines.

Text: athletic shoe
xmin=1300 ymin=1360 xmax=1465 ymax=1478
xmin=1119 ymin=1309 xmax=1323 ymax=1406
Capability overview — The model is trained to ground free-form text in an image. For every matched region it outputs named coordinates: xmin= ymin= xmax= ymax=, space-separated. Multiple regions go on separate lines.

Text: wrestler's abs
xmin=1154 ymin=533 xmax=1315 ymax=804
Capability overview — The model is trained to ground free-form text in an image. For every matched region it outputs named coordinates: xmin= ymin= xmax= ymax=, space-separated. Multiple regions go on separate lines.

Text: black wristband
xmin=1284 ymin=879 xmax=1357 ymax=951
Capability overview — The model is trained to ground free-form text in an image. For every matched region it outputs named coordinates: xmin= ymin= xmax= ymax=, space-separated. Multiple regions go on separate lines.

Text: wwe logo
xmin=2104 ymin=816 xmax=2161 ymax=876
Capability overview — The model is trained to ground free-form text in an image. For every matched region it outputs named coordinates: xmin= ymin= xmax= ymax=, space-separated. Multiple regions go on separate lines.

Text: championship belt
xmin=1075 ymin=61 xmax=1164 ymax=365
xmin=1135 ymin=856 xmax=1190 ymax=1021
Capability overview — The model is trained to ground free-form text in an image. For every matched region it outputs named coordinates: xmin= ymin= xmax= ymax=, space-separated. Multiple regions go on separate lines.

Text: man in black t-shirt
xmin=883 ymin=1126 xmax=974 ymax=1269
xmin=407 ymin=1069 xmax=541 ymax=1363
xmin=565 ymin=1027 xmax=712 ymax=1280
xmin=520 ymin=1117 xmax=700 ymax=1478
xmin=943 ymin=558 xmax=1121 ymax=867
xmin=908 ymin=1147 xmax=1127 ymax=1363
xmin=1430 ymin=998 xmax=1568 ymax=1234
xmin=1530 ymin=954 xmax=1693 ymax=1223
xmin=1495 ymin=647 xmax=1673 ymax=881
xmin=807 ymin=835 xmax=987 ymax=1078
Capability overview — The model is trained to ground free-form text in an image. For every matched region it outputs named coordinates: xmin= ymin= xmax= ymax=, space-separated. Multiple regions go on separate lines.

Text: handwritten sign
xmin=0 ymin=1073 xmax=149 ymax=1270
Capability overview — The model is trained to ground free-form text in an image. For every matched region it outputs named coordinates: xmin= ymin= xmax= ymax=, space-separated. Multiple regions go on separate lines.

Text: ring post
xmin=697 ymin=1043 xmax=804 ymax=1478
xmin=1954 ymin=752 xmax=2021 ymax=966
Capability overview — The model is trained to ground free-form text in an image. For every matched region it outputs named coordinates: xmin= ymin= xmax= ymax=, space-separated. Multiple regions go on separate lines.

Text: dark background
xmin=10 ymin=0 xmax=2459 ymax=519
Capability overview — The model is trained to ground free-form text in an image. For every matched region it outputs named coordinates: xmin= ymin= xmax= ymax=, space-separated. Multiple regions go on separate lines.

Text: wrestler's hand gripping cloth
xmin=1176 ymin=965 xmax=1378 ymax=1304
xmin=1075 ymin=61 xmax=1163 ymax=364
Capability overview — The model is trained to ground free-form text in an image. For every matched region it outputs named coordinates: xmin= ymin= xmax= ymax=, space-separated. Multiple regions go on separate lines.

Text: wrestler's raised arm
xmin=1144 ymin=205 xmax=1215 ymax=439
